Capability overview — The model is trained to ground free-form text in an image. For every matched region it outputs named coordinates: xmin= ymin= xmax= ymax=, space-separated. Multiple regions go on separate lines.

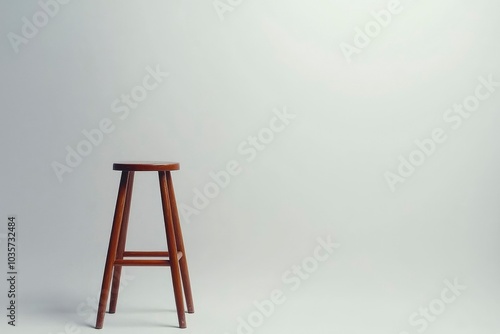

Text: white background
xmin=1 ymin=0 xmax=500 ymax=333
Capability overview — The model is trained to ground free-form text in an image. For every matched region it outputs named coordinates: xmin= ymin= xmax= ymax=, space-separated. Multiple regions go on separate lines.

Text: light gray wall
xmin=1 ymin=0 xmax=499 ymax=333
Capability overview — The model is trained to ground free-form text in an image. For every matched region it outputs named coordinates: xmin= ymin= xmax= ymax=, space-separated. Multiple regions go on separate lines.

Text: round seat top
xmin=113 ymin=162 xmax=180 ymax=171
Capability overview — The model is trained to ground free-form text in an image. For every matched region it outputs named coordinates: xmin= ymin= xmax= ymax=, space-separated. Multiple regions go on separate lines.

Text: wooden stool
xmin=95 ymin=162 xmax=194 ymax=329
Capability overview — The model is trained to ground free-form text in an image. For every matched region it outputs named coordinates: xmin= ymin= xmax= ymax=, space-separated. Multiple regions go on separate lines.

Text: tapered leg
xmin=109 ymin=172 xmax=135 ymax=313
xmin=166 ymin=171 xmax=194 ymax=313
xmin=159 ymin=171 xmax=186 ymax=328
xmin=96 ymin=171 xmax=130 ymax=329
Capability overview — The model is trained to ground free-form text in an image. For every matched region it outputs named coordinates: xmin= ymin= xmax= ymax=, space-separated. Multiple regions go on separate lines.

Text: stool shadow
xmin=83 ymin=322 xmax=178 ymax=329
xmin=113 ymin=307 xmax=181 ymax=328
xmin=81 ymin=308 xmax=181 ymax=329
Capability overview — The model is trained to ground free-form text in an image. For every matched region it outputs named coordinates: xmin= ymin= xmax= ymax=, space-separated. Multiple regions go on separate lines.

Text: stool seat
xmin=113 ymin=162 xmax=180 ymax=171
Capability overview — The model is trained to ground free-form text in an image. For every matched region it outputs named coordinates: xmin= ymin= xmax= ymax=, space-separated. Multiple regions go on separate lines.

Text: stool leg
xmin=109 ymin=171 xmax=135 ymax=314
xmin=166 ymin=171 xmax=194 ymax=313
xmin=96 ymin=171 xmax=130 ymax=329
xmin=159 ymin=171 xmax=186 ymax=329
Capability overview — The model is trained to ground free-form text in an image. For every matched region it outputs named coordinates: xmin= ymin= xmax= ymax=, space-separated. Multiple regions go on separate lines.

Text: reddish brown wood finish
xmin=113 ymin=162 xmax=180 ymax=171
xmin=159 ymin=170 xmax=186 ymax=328
xmin=123 ymin=251 xmax=170 ymax=257
xmin=95 ymin=163 xmax=194 ymax=330
xmin=166 ymin=171 xmax=195 ymax=314
xmin=109 ymin=171 xmax=134 ymax=314
xmin=95 ymin=171 xmax=130 ymax=329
